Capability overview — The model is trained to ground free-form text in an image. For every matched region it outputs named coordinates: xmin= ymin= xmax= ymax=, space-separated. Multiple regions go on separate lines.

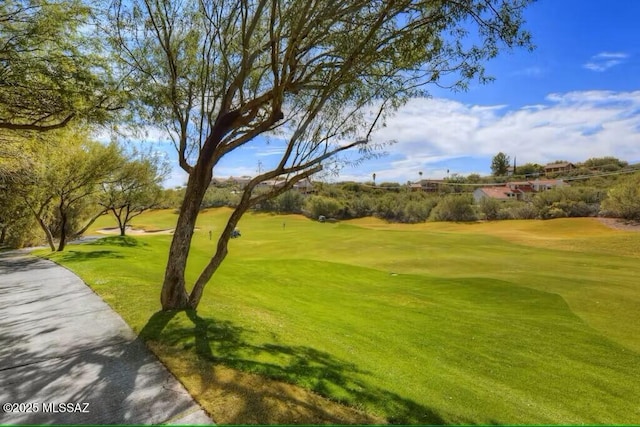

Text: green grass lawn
xmin=40 ymin=209 xmax=640 ymax=424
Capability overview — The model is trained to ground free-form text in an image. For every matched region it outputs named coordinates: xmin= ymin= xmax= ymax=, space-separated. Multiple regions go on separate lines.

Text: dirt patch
xmin=96 ymin=227 xmax=175 ymax=235
xmin=597 ymin=217 xmax=640 ymax=232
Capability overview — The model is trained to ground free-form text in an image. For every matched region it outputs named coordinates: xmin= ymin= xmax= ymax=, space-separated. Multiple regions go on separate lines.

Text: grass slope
xmin=40 ymin=209 xmax=640 ymax=424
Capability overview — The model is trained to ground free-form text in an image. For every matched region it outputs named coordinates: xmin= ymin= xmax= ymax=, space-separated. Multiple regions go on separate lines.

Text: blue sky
xmin=160 ymin=0 xmax=640 ymax=187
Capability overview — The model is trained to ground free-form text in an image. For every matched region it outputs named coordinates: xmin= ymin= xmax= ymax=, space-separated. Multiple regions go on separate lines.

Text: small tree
xmin=99 ymin=153 xmax=168 ymax=236
xmin=466 ymin=173 xmax=482 ymax=184
xmin=22 ymin=127 xmax=121 ymax=251
xmin=491 ymin=152 xmax=511 ymax=176
xmin=431 ymin=195 xmax=477 ymax=222
xmin=305 ymin=196 xmax=343 ymax=219
xmin=479 ymin=197 xmax=501 ymax=221
xmin=515 ymin=162 xmax=545 ymax=177
xmin=277 ymin=190 xmax=305 ymax=214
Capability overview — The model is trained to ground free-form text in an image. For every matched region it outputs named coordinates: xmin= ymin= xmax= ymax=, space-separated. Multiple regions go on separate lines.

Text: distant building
xmin=473 ymin=179 xmax=567 ymax=203
xmin=409 ymin=179 xmax=446 ymax=193
xmin=529 ymin=179 xmax=567 ymax=192
xmin=211 ymin=176 xmax=253 ymax=188
xmin=292 ymin=178 xmax=314 ymax=193
xmin=473 ymin=186 xmax=519 ymax=202
xmin=544 ymin=162 xmax=576 ymax=174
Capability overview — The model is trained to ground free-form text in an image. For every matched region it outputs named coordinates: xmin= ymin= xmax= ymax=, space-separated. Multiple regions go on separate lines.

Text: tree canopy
xmin=491 ymin=152 xmax=511 ymax=176
xmin=582 ymin=156 xmax=629 ymax=171
xmin=601 ymin=173 xmax=640 ymax=220
xmin=0 ymin=0 xmax=121 ymax=132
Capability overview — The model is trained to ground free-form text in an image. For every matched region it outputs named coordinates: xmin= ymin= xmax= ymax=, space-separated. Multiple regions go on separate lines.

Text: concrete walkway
xmin=0 ymin=251 xmax=213 ymax=425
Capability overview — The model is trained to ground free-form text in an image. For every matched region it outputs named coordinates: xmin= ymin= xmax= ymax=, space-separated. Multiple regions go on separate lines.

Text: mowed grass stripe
xmin=42 ymin=209 xmax=640 ymax=424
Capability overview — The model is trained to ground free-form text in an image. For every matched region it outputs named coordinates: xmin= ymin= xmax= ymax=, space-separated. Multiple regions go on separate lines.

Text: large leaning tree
xmin=0 ymin=0 xmax=122 ymax=132
xmin=109 ymin=0 xmax=534 ymax=310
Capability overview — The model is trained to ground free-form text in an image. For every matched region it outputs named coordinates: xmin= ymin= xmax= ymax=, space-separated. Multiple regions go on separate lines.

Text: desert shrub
xmin=159 ymin=187 xmax=185 ymax=208
xmin=1 ymin=215 xmax=42 ymax=248
xmin=496 ymin=208 xmax=513 ymax=220
xmin=431 ymin=194 xmax=477 ymax=222
xmin=509 ymin=202 xmax=539 ymax=219
xmin=533 ymin=189 xmax=563 ymax=210
xmin=305 ymin=195 xmax=344 ymax=219
xmin=601 ymin=173 xmax=640 ymax=220
xmin=540 ymin=204 xmax=568 ymax=219
xmin=347 ymin=195 xmax=375 ymax=218
xmin=533 ymin=186 xmax=604 ymax=218
xmin=583 ymin=156 xmax=628 ymax=171
xmin=374 ymin=193 xmax=404 ymax=221
xmin=276 ymin=190 xmax=305 ymax=213
xmin=403 ymin=200 xmax=432 ymax=223
xmin=201 ymin=187 xmax=239 ymax=208
xmin=479 ymin=197 xmax=501 ymax=220
xmin=564 ymin=201 xmax=599 ymax=217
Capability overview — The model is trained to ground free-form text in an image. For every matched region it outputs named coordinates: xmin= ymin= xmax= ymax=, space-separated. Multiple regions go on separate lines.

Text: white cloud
xmin=134 ymin=91 xmax=640 ymax=186
xmin=595 ymin=52 xmax=629 ymax=59
xmin=512 ymin=66 xmax=548 ymax=78
xmin=583 ymin=52 xmax=630 ymax=72
xmin=336 ymin=91 xmax=640 ymax=182
xmin=255 ymin=146 xmax=287 ymax=157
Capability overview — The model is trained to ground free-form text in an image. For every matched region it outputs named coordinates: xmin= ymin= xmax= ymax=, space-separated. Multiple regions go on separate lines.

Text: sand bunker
xmin=96 ymin=226 xmax=175 ymax=235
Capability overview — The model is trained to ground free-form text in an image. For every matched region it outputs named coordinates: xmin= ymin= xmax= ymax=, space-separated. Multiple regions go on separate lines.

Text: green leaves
xmin=0 ymin=0 xmax=121 ymax=131
xmin=491 ymin=152 xmax=511 ymax=176
xmin=601 ymin=173 xmax=640 ymax=220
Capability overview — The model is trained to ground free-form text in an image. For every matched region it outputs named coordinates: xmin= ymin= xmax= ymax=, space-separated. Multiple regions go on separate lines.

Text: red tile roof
xmin=476 ymin=187 xmax=517 ymax=200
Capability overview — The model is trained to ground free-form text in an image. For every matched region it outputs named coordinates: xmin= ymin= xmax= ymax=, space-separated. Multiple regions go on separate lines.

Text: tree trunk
xmin=57 ymin=234 xmax=67 ymax=251
xmin=161 ymin=164 xmax=212 ymax=310
xmin=57 ymin=199 xmax=67 ymax=252
xmin=0 ymin=225 xmax=6 ymax=244
xmin=26 ymin=201 xmax=56 ymax=251
xmin=110 ymin=208 xmax=127 ymax=236
xmin=185 ymin=167 xmax=318 ymax=309
xmin=57 ymin=214 xmax=67 ymax=251
xmin=160 ymin=111 xmax=240 ymax=311
xmin=119 ymin=206 xmax=131 ymax=236
xmin=37 ymin=217 xmax=56 ymax=251
xmin=188 ymin=200 xmax=251 ymax=308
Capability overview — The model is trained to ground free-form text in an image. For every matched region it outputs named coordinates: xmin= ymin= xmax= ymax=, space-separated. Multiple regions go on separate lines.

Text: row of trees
xmin=490 ymin=153 xmax=633 ymax=177
xmin=0 ymin=127 xmax=166 ymax=250
xmin=184 ymin=171 xmax=640 ymax=223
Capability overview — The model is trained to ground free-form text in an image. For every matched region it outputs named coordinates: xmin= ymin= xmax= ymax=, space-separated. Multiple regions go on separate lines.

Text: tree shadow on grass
xmin=88 ymin=236 xmax=147 ymax=247
xmin=56 ymin=250 xmax=124 ymax=262
xmin=140 ymin=310 xmax=445 ymax=425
